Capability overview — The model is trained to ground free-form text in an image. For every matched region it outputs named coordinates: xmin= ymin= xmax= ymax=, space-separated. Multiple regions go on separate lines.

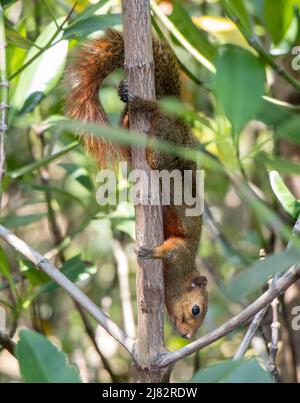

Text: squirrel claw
xmin=118 ymin=80 xmax=129 ymax=103
xmin=134 ymin=246 xmax=155 ymax=259
xmin=118 ymin=80 xmax=135 ymax=104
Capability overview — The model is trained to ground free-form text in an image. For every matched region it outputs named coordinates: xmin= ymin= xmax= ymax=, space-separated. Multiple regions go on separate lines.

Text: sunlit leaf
xmin=276 ymin=115 xmax=300 ymax=146
xmin=63 ymin=14 xmax=121 ymax=39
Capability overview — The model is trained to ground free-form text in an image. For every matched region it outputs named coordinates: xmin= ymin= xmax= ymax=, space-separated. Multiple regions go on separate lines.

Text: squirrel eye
xmin=192 ymin=305 xmax=200 ymax=316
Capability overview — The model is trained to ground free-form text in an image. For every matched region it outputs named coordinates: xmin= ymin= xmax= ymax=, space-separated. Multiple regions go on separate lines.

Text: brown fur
xmin=64 ymin=29 xmax=207 ymax=339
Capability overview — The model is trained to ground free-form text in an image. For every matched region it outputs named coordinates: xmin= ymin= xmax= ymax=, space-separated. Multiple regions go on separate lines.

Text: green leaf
xmin=264 ymin=0 xmax=295 ymax=45
xmin=68 ymin=0 xmax=111 ymax=23
xmin=269 ymin=171 xmax=300 ymax=218
xmin=226 ymin=247 xmax=300 ymax=300
xmin=59 ymin=163 xmax=93 ymax=191
xmin=191 ymin=358 xmax=272 ymax=383
xmin=213 ymin=45 xmax=265 ymax=138
xmin=151 ymin=1 xmax=216 ymax=73
xmin=7 ymin=141 xmax=79 ymax=179
xmin=0 ymin=214 xmax=46 ymax=228
xmin=39 ymin=255 xmax=94 ymax=294
xmin=170 ymin=0 xmax=217 ymax=66
xmin=11 ymin=18 xmax=68 ymax=113
xmin=20 ymin=260 xmax=50 ymax=287
xmin=6 ymin=26 xmax=33 ymax=49
xmin=0 ymin=247 xmax=11 ymax=280
xmin=225 ymin=0 xmax=252 ymax=32
xmin=16 ymin=329 xmax=81 ymax=383
xmin=63 ymin=14 xmax=121 ymax=39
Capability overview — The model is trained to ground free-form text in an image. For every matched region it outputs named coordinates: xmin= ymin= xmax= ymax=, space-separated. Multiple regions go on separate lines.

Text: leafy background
xmin=1 ymin=0 xmax=300 ymax=383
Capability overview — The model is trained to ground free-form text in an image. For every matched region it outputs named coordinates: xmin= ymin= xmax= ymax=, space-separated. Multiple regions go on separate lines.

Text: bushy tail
xmin=64 ymin=29 xmax=180 ymax=166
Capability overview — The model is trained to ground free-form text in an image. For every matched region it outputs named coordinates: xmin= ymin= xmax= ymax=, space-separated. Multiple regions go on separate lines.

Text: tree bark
xmin=122 ymin=0 xmax=170 ymax=382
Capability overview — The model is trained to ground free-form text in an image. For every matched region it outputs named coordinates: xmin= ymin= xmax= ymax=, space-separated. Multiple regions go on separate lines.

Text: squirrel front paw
xmin=134 ymin=246 xmax=156 ymax=259
xmin=118 ymin=80 xmax=135 ymax=104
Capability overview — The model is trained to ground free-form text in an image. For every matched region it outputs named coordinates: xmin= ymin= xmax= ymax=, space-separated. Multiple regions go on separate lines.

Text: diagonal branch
xmin=0 ymin=224 xmax=134 ymax=355
xmin=158 ymin=216 xmax=300 ymax=368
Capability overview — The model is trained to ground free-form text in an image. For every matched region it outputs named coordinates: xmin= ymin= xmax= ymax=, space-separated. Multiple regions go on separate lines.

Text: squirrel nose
xmin=182 ymin=333 xmax=191 ymax=340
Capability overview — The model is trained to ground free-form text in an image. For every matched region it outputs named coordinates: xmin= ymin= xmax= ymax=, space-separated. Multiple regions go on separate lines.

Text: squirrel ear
xmin=193 ymin=276 xmax=208 ymax=289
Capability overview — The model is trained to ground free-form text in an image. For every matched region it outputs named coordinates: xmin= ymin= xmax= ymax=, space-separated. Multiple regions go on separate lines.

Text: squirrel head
xmin=166 ymin=275 xmax=208 ymax=339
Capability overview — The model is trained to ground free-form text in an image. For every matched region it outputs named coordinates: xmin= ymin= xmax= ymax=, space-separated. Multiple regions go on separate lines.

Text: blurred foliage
xmin=0 ymin=0 xmax=300 ymax=383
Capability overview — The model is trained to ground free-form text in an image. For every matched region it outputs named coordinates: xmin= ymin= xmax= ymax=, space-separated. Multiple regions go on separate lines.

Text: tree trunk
xmin=122 ymin=0 xmax=171 ymax=382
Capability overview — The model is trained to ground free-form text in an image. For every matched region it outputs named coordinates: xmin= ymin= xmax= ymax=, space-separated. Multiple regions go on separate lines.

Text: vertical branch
xmin=0 ymin=2 xmax=8 ymax=198
xmin=122 ymin=0 xmax=168 ymax=382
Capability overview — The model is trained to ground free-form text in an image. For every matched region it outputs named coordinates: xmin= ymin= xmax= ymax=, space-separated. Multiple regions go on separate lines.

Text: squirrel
xmin=65 ymin=29 xmax=208 ymax=339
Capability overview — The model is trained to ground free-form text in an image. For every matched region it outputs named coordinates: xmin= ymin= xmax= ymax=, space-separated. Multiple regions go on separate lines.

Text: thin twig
xmin=0 ymin=224 xmax=134 ymax=355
